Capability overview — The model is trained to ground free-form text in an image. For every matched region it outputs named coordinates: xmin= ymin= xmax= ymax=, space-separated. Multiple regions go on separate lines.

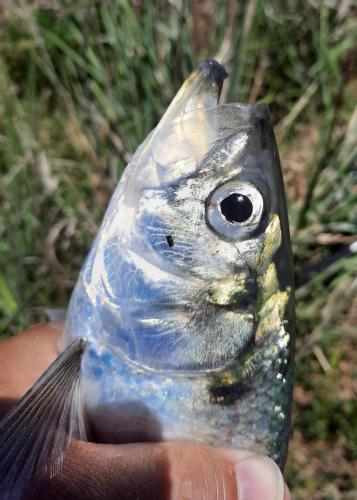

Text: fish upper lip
xmin=197 ymin=60 xmax=228 ymax=88
xmin=168 ymin=59 xmax=228 ymax=114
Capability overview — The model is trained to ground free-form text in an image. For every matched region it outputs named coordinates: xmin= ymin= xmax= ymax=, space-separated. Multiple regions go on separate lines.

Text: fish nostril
xmin=166 ymin=235 xmax=174 ymax=247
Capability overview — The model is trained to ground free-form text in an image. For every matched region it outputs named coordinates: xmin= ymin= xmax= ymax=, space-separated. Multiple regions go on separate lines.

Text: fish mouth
xmin=162 ymin=59 xmax=228 ymax=117
xmin=197 ymin=60 xmax=228 ymax=81
xmin=120 ymin=59 xmax=230 ymax=195
xmin=194 ymin=60 xmax=228 ymax=103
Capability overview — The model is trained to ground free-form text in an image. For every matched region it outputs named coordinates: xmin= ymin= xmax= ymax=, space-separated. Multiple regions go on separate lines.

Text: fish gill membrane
xmin=0 ymin=60 xmax=295 ymax=499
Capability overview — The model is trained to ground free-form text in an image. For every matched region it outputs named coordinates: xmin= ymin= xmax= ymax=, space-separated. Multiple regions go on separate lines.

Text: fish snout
xmin=170 ymin=59 xmax=228 ymax=114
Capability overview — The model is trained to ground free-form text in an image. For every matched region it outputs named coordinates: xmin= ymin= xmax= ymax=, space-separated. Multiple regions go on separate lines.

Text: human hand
xmin=0 ymin=324 xmax=291 ymax=499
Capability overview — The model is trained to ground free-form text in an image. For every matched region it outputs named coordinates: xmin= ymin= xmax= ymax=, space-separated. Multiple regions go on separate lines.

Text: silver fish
xmin=0 ymin=60 xmax=295 ymax=498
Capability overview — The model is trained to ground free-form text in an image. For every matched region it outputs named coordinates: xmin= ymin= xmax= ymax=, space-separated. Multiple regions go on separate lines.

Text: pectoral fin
xmin=0 ymin=338 xmax=87 ymax=500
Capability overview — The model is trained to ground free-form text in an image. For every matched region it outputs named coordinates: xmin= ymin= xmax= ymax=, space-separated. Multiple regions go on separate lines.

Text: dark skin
xmin=0 ymin=324 xmax=290 ymax=499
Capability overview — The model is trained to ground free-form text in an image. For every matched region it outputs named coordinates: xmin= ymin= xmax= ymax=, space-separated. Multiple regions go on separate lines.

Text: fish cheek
xmin=206 ymin=214 xmax=285 ymax=406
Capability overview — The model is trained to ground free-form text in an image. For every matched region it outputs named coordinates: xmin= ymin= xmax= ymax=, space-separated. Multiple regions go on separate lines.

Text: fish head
xmin=75 ymin=61 xmax=294 ymax=376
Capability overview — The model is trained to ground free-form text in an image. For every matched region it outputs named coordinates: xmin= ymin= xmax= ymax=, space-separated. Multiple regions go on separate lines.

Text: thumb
xmin=165 ymin=444 xmax=290 ymax=500
xmin=226 ymin=452 xmax=290 ymax=500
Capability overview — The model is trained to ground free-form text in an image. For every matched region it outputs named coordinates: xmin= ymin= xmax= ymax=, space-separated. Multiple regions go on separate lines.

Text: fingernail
xmin=235 ymin=456 xmax=285 ymax=500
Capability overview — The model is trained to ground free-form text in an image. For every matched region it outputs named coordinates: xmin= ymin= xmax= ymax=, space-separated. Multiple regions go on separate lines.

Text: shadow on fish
xmin=0 ymin=60 xmax=295 ymax=499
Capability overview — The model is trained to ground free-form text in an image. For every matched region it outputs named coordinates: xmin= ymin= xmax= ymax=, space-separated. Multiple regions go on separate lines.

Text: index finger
xmin=0 ymin=323 xmax=61 ymax=416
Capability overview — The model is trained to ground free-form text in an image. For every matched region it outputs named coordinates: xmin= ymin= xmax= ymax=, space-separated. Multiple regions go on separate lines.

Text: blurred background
xmin=0 ymin=0 xmax=356 ymax=497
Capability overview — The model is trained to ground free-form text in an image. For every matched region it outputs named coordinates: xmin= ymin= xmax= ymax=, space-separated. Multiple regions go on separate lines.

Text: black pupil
xmin=220 ymin=193 xmax=253 ymax=223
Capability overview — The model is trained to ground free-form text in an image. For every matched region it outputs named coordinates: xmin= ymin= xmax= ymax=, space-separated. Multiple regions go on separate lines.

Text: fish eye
xmin=206 ymin=181 xmax=264 ymax=239
xmin=220 ymin=193 xmax=253 ymax=223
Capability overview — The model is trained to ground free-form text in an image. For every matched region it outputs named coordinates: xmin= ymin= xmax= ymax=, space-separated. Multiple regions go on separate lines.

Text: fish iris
xmin=220 ymin=193 xmax=253 ymax=223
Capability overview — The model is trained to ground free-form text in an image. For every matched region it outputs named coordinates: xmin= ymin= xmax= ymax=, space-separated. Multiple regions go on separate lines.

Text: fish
xmin=0 ymin=60 xmax=295 ymax=498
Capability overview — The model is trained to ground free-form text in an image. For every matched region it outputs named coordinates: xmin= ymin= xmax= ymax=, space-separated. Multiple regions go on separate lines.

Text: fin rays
xmin=0 ymin=338 xmax=87 ymax=500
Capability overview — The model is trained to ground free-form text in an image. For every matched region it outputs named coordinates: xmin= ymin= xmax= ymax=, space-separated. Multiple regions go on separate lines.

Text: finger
xmin=230 ymin=453 xmax=289 ymax=500
xmin=0 ymin=323 xmax=61 ymax=415
xmin=26 ymin=441 xmax=289 ymax=500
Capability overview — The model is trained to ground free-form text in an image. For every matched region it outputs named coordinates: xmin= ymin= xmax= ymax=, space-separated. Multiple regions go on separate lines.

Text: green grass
xmin=0 ymin=1 xmax=356 ymax=497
